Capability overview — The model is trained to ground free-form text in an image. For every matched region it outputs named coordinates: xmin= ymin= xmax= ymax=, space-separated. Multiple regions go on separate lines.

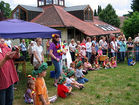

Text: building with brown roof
xmin=12 ymin=0 xmax=121 ymax=42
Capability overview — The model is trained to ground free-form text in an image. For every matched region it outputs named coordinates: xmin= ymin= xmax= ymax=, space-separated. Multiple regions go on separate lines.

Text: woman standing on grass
xmin=33 ymin=38 xmax=44 ymax=70
xmin=49 ymin=34 xmax=62 ymax=87
xmin=69 ymin=39 xmax=77 ymax=62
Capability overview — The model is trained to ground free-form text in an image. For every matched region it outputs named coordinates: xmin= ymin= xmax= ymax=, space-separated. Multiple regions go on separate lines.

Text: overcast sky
xmin=1 ymin=0 xmax=132 ymax=16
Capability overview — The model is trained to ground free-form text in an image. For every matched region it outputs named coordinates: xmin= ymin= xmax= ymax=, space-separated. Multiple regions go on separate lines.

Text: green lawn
xmin=14 ymin=62 xmax=139 ymax=105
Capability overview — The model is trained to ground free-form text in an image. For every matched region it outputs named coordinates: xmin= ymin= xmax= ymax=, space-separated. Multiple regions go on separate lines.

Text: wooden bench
xmin=14 ymin=61 xmax=26 ymax=75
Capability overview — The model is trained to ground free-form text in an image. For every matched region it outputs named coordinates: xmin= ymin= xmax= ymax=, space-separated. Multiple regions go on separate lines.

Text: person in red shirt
xmin=0 ymin=38 xmax=20 ymax=105
xmin=57 ymin=76 xmax=72 ymax=98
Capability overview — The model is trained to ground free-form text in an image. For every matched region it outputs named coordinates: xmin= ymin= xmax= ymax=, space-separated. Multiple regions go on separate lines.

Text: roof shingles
xmin=31 ymin=5 xmax=120 ymax=36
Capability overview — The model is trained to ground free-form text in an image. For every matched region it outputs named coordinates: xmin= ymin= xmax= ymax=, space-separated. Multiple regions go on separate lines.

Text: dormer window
xmin=46 ymin=0 xmax=52 ymax=4
xmin=37 ymin=0 xmax=65 ymax=7
xmin=84 ymin=7 xmax=93 ymax=21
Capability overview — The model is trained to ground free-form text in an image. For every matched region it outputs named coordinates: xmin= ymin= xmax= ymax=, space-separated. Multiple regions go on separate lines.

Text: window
xmin=53 ymin=0 xmax=58 ymax=5
xmin=20 ymin=9 xmax=26 ymax=21
xmin=13 ymin=8 xmax=19 ymax=19
xmin=84 ymin=7 xmax=93 ymax=21
xmin=59 ymin=0 xmax=64 ymax=6
xmin=46 ymin=0 xmax=52 ymax=4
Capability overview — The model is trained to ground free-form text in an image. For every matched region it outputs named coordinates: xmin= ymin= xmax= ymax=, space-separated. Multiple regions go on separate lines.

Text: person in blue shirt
xmin=117 ymin=36 xmax=126 ymax=62
xmin=19 ymin=39 xmax=27 ymax=60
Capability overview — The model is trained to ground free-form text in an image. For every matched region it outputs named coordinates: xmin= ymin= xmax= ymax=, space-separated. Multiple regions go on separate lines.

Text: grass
xmin=13 ymin=61 xmax=139 ymax=105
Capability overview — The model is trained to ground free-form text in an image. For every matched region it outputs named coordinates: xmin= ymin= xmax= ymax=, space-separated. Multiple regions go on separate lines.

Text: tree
xmin=99 ymin=4 xmax=120 ymax=28
xmin=94 ymin=9 xmax=98 ymax=16
xmin=122 ymin=12 xmax=139 ymax=38
xmin=131 ymin=0 xmax=139 ymax=12
xmin=0 ymin=1 xmax=11 ymax=18
xmin=97 ymin=5 xmax=102 ymax=15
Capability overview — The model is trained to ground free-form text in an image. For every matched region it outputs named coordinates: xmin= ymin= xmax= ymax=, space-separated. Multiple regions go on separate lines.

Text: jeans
xmin=86 ymin=52 xmax=92 ymax=63
xmin=120 ymin=52 xmax=125 ymax=62
xmin=135 ymin=46 xmax=139 ymax=61
xmin=111 ymin=52 xmax=117 ymax=57
xmin=102 ymin=49 xmax=107 ymax=55
xmin=77 ymin=78 xmax=88 ymax=84
xmin=21 ymin=51 xmax=27 ymax=60
xmin=0 ymin=85 xmax=14 ymax=105
xmin=52 ymin=59 xmax=61 ymax=79
xmin=70 ymin=52 xmax=75 ymax=61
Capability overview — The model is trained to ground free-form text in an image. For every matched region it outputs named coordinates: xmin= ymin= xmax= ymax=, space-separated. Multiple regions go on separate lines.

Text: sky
xmin=1 ymin=0 xmax=132 ymax=16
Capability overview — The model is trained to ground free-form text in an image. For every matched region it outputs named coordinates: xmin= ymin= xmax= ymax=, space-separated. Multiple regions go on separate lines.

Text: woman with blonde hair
xmin=33 ymin=38 xmax=44 ymax=70
xmin=69 ymin=39 xmax=77 ymax=61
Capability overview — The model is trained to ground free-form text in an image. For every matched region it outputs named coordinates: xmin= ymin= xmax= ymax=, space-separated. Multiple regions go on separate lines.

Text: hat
xmin=61 ymin=73 xmax=67 ymax=78
xmin=76 ymin=61 xmax=82 ymax=68
xmin=67 ymin=70 xmax=74 ymax=77
xmin=32 ymin=62 xmax=48 ymax=75
xmin=82 ymin=45 xmax=86 ymax=48
xmin=62 ymin=66 xmax=68 ymax=73
xmin=58 ymin=76 xmax=66 ymax=84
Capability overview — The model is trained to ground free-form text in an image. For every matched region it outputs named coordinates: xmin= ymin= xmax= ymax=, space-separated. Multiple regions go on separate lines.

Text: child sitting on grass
xmin=67 ymin=70 xmax=84 ymax=89
xmin=103 ymin=57 xmax=112 ymax=69
xmin=24 ymin=75 xmax=35 ymax=104
xmin=94 ymin=56 xmax=100 ymax=70
xmin=128 ymin=55 xmax=136 ymax=66
xmin=111 ymin=56 xmax=117 ymax=68
xmin=83 ymin=57 xmax=94 ymax=71
xmin=69 ymin=62 xmax=76 ymax=72
xmin=33 ymin=63 xmax=57 ymax=105
xmin=75 ymin=61 xmax=88 ymax=84
xmin=57 ymin=76 xmax=72 ymax=98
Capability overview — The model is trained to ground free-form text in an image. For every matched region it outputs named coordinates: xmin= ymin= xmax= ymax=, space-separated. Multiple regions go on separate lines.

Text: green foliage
xmin=99 ymin=4 xmax=120 ymax=28
xmin=122 ymin=11 xmax=139 ymax=38
xmin=131 ymin=0 xmax=139 ymax=12
xmin=0 ymin=1 xmax=11 ymax=18
xmin=94 ymin=5 xmax=102 ymax=16
xmin=94 ymin=9 xmax=97 ymax=16
xmin=97 ymin=5 xmax=102 ymax=15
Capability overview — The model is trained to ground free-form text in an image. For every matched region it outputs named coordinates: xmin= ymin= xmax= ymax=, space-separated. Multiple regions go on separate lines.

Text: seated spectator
xmin=83 ymin=57 xmax=94 ymax=71
xmin=128 ymin=55 xmax=136 ymax=66
xmin=66 ymin=70 xmax=84 ymax=89
xmin=24 ymin=75 xmax=35 ymax=104
xmin=103 ymin=57 xmax=112 ymax=69
xmin=94 ymin=56 xmax=100 ymax=70
xmin=75 ymin=61 xmax=88 ymax=84
xmin=111 ymin=57 xmax=117 ymax=68
xmin=57 ymin=76 xmax=72 ymax=98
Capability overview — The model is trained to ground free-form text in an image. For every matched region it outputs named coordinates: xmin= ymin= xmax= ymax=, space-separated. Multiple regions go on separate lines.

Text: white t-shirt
xmin=110 ymin=41 xmax=117 ymax=52
xmin=134 ymin=36 xmax=139 ymax=46
xmin=86 ymin=42 xmax=92 ymax=52
xmin=5 ymin=40 xmax=12 ymax=48
xmin=65 ymin=77 xmax=73 ymax=85
xmin=33 ymin=45 xmax=43 ymax=62
xmin=69 ymin=43 xmax=77 ymax=52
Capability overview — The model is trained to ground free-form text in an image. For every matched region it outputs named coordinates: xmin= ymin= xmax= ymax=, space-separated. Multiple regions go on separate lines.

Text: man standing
xmin=0 ymin=38 xmax=20 ymax=105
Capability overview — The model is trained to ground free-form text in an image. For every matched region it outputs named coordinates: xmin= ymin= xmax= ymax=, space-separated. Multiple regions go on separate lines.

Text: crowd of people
xmin=0 ymin=32 xmax=139 ymax=105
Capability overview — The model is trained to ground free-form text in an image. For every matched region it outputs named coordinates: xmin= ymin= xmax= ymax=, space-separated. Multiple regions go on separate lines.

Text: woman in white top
xmin=86 ymin=37 xmax=92 ymax=63
xmin=33 ymin=38 xmax=44 ymax=69
xmin=110 ymin=37 xmax=118 ymax=57
xmin=69 ymin=39 xmax=77 ymax=61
